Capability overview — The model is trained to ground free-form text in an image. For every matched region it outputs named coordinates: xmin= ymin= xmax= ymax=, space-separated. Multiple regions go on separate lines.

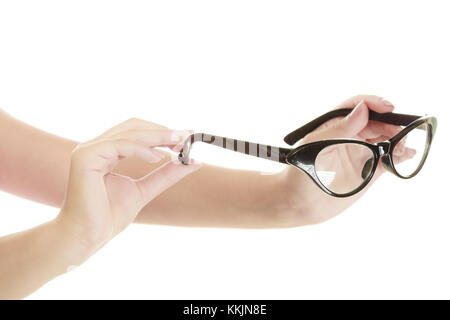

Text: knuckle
xmin=126 ymin=117 xmax=144 ymax=125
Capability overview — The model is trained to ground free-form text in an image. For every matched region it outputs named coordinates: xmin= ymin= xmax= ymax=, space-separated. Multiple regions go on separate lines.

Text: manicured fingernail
xmin=173 ymin=140 xmax=187 ymax=153
xmin=347 ymin=100 xmax=365 ymax=119
xmin=381 ymin=98 xmax=394 ymax=108
xmin=171 ymin=130 xmax=192 ymax=142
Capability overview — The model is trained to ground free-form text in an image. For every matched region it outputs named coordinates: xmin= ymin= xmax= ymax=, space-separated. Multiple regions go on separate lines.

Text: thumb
xmin=333 ymin=100 xmax=369 ymax=138
xmin=305 ymin=100 xmax=369 ymax=143
xmin=136 ymin=159 xmax=202 ymax=204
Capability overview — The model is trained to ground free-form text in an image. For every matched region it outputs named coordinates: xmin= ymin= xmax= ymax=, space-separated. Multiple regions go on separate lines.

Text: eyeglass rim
xmin=286 ymin=139 xmax=380 ymax=197
xmin=383 ymin=116 xmax=437 ymax=179
xmin=285 ymin=116 xmax=437 ymax=197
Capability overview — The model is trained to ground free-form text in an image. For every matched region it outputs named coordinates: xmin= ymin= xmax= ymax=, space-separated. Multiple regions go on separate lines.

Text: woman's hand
xmin=57 ymin=119 xmax=202 ymax=255
xmin=280 ymin=95 xmax=413 ymax=225
xmin=0 ymin=118 xmax=201 ymax=299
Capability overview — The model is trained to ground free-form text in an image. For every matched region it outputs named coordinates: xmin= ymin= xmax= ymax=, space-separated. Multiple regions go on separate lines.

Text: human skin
xmin=0 ymin=122 xmax=202 ymax=299
xmin=0 ymin=95 xmax=412 ymax=228
xmin=0 ymin=95 xmax=414 ymax=299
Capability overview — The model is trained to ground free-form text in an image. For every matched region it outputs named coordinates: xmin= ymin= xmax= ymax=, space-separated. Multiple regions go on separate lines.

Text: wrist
xmin=51 ymin=214 xmax=99 ymax=269
xmin=273 ymin=169 xmax=313 ymax=227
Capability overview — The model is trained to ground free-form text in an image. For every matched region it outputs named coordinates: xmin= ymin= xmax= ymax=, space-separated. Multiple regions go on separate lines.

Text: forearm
xmin=133 ymin=161 xmax=291 ymax=228
xmin=0 ymin=111 xmax=74 ymax=207
xmin=0 ymin=111 xmax=295 ymax=228
xmin=0 ymin=217 xmax=88 ymax=299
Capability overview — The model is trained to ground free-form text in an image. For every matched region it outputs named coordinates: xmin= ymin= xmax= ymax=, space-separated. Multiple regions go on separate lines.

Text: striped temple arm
xmin=283 ymin=108 xmax=422 ymax=146
xmin=178 ymin=133 xmax=292 ymax=165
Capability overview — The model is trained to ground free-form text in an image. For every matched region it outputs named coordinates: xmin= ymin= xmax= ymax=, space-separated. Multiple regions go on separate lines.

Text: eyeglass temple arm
xmin=178 ymin=133 xmax=292 ymax=165
xmin=283 ymin=108 xmax=422 ymax=146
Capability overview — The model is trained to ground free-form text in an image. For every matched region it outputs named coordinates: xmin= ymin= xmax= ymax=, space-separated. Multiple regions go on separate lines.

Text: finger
xmin=92 ymin=129 xmax=192 ymax=149
xmin=393 ymin=147 xmax=416 ymax=164
xmin=337 ymin=94 xmax=395 ymax=113
xmin=97 ymin=118 xmax=170 ymax=141
xmin=72 ymin=139 xmax=166 ymax=174
xmin=366 ymin=135 xmax=390 ymax=144
xmin=302 ymin=100 xmax=369 ymax=143
xmin=170 ymin=130 xmax=194 ymax=153
xmin=137 ymin=159 xmax=202 ymax=202
xmin=329 ymin=100 xmax=369 ymax=138
xmin=392 ymin=137 xmax=408 ymax=155
xmin=393 ymin=139 xmax=412 ymax=156
xmin=359 ymin=122 xmax=402 ymax=140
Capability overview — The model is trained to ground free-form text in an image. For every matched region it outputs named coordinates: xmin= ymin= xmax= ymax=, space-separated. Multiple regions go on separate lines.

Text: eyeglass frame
xmin=178 ymin=108 xmax=437 ymax=197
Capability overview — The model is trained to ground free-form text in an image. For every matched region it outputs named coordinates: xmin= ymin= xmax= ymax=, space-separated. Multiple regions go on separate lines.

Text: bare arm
xmin=0 ymin=110 xmax=74 ymax=207
xmin=0 ymin=110 xmax=289 ymax=228
xmin=0 ymin=120 xmax=201 ymax=299
xmin=0 ymin=95 xmax=399 ymax=229
xmin=0 ymin=219 xmax=87 ymax=299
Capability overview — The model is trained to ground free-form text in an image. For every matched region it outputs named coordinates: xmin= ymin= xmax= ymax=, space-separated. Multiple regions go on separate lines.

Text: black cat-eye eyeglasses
xmin=178 ymin=108 xmax=437 ymax=197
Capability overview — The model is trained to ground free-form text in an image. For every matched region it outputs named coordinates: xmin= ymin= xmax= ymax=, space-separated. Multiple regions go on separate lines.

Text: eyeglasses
xmin=178 ymin=108 xmax=437 ymax=197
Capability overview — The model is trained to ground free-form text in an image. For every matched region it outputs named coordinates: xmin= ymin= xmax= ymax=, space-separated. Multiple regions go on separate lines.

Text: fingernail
xmin=171 ymin=130 xmax=192 ymax=142
xmin=381 ymin=98 xmax=394 ymax=108
xmin=172 ymin=140 xmax=187 ymax=153
xmin=347 ymin=100 xmax=365 ymax=119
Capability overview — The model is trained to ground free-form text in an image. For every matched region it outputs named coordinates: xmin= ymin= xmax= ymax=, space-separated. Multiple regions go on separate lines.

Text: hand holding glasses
xmin=178 ymin=107 xmax=437 ymax=197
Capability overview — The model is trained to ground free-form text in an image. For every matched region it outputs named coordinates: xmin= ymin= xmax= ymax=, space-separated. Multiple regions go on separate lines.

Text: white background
xmin=0 ymin=1 xmax=449 ymax=299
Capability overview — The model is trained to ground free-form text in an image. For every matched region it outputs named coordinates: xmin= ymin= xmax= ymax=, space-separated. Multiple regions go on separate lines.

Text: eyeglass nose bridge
xmin=376 ymin=140 xmax=397 ymax=174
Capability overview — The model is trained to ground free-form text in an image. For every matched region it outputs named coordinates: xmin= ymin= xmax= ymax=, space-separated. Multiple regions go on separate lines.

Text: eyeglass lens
xmin=392 ymin=124 xmax=429 ymax=178
xmin=315 ymin=143 xmax=375 ymax=195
